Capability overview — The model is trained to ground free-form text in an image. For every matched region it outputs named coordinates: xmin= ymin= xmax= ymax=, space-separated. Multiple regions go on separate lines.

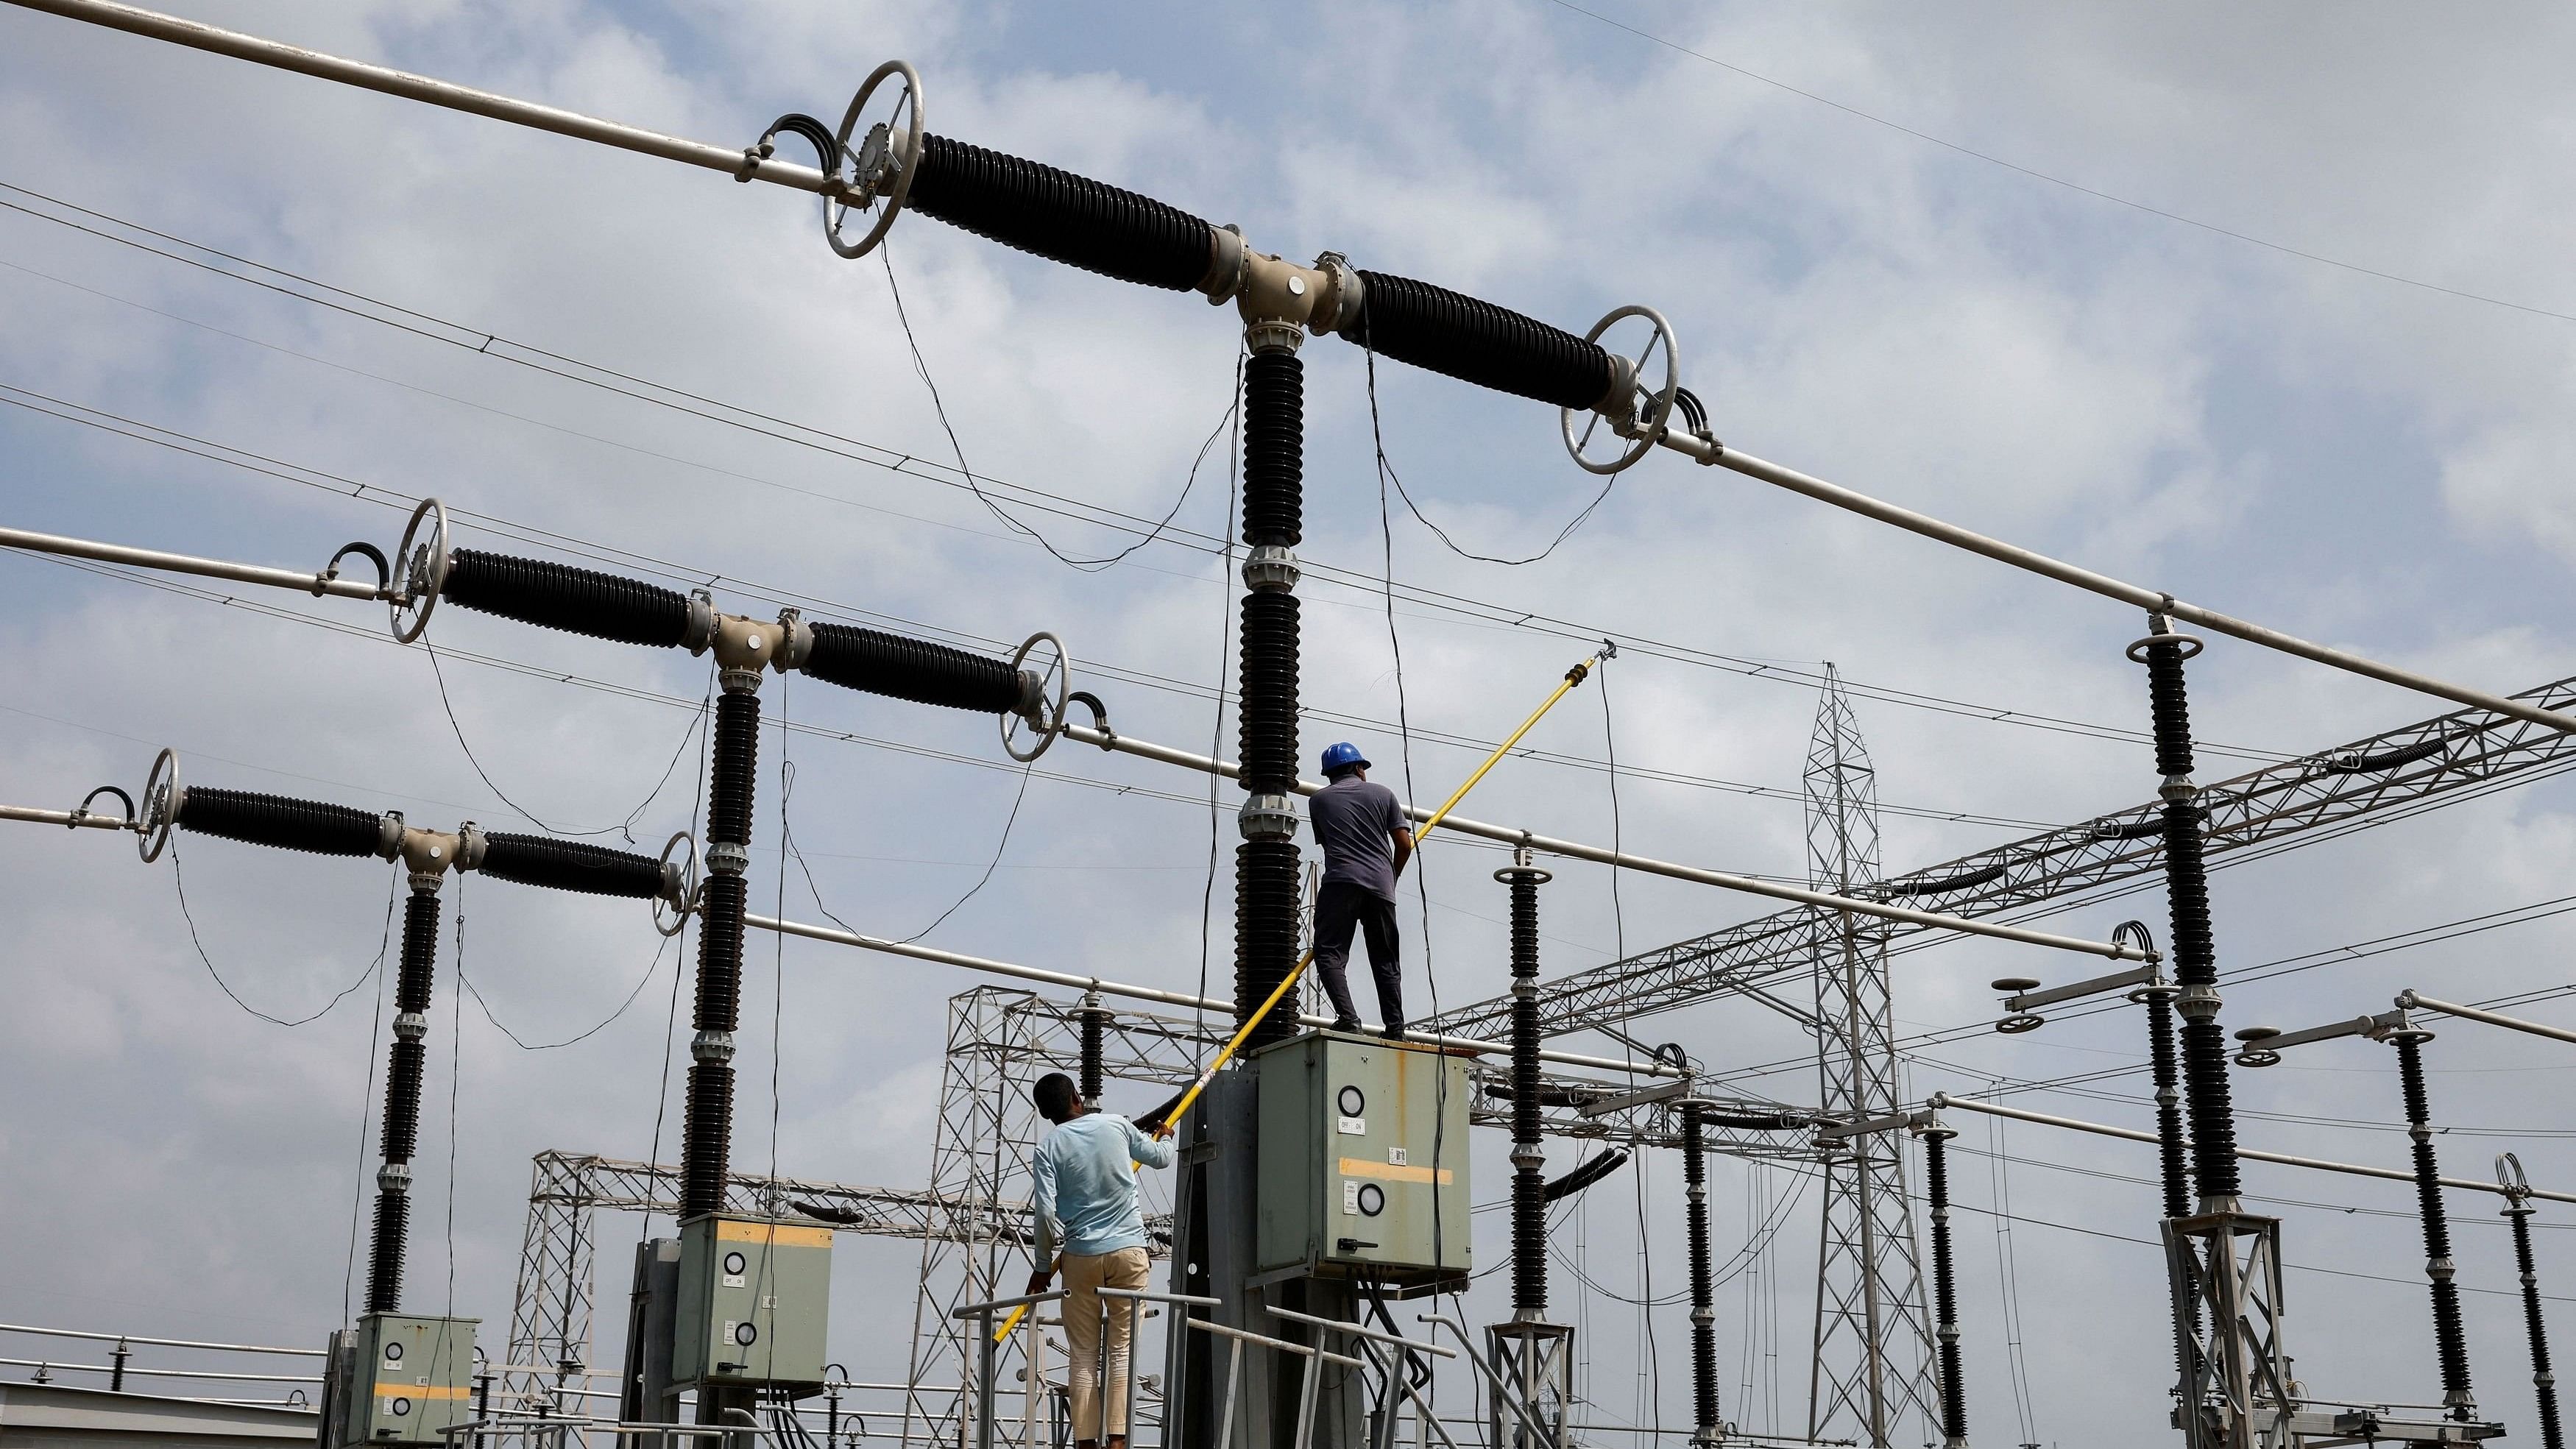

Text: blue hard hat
xmin=1320 ymin=741 xmax=1370 ymax=774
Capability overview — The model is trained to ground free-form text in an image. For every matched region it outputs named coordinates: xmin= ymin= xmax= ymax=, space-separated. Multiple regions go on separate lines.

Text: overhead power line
xmin=0 ymin=380 xmax=2060 ymax=832
xmin=0 ymin=177 xmax=2294 ymax=765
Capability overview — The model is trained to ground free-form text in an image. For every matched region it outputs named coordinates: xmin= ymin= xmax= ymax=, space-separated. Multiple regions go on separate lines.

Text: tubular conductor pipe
xmin=1652 ymin=436 xmax=2576 ymax=735
xmin=1928 ymin=1094 xmax=2576 ymax=1205
xmin=740 ymin=910 xmax=1681 ymax=1079
xmin=1058 ymin=722 xmax=2148 ymax=964
xmin=2394 ymin=1028 xmax=2479 ymax=1418
xmin=1921 ymin=1122 xmax=1969 ymax=1449
xmin=0 ymin=0 xmax=838 ymax=194
xmin=0 ymin=804 xmax=131 ymax=830
xmin=0 ymin=525 xmax=389 ymax=600
xmin=2402 ymin=991 xmax=2576 ymax=1048
xmin=2499 ymin=1158 xmax=2566 ymax=1449
xmin=1681 ymin=1102 xmax=1721 ymax=1446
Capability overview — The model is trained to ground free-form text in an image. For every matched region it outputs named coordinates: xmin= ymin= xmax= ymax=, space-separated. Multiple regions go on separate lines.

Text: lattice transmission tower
xmin=1804 ymin=665 xmax=1941 ymax=1448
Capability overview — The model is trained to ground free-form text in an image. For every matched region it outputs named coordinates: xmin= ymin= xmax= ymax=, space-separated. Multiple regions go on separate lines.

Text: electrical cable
xmin=166 ymin=835 xmax=392 ymax=1027
xmin=640 ymin=671 xmax=714 ymax=1239
xmin=0 ymin=379 xmax=2234 ymax=819
xmin=453 ymin=935 xmax=674 ymax=1052
xmin=339 ymin=874 xmax=400 ymax=1325
xmin=1984 ymin=1110 xmax=2040 ymax=1446
xmin=0 ymin=179 xmax=2297 ymax=763
xmin=1192 ymin=355 xmax=1244 ymax=1065
xmin=444 ymin=876 xmax=464 ymax=1319
xmin=425 ymin=639 xmax=709 ymax=843
xmin=1362 ymin=336 xmax=1620 ymax=565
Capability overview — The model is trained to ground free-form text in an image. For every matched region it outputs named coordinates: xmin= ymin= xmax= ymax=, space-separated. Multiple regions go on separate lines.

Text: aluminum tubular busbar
xmin=741 ymin=910 xmax=1689 ymax=1079
xmin=0 ymin=525 xmax=389 ymax=601
xmin=1929 ymin=1092 xmax=2576 ymax=1206
xmin=12 ymin=0 xmax=2557 ymax=736
xmin=1058 ymin=723 xmax=2149 ymax=963
xmin=2400 ymin=991 xmax=2576 ymax=1049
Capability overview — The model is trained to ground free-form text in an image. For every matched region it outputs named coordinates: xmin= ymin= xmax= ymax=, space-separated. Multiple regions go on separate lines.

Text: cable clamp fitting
xmin=692 ymin=1030 xmax=737 ymax=1064
xmin=704 ymin=841 xmax=750 ymax=876
xmin=1242 ymin=545 xmax=1301 ymax=592
xmin=1236 ymin=794 xmax=1299 ymax=841
xmin=392 ymin=1011 xmax=428 ymax=1041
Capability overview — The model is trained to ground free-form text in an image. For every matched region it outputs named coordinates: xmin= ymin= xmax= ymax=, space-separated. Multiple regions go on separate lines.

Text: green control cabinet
xmin=671 ymin=1214 xmax=834 ymax=1389
xmin=1255 ymin=1030 xmax=1472 ymax=1289
xmin=339 ymin=1314 xmax=477 ymax=1446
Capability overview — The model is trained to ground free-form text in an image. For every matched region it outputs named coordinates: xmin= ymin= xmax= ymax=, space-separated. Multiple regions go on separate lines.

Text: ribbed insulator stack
xmin=682 ymin=685 xmax=762 ymax=1220
xmin=2143 ymin=983 xmax=2201 ymax=1364
xmin=2504 ymin=1194 xmax=2565 ymax=1449
xmin=2396 ymin=1032 xmax=2477 ymax=1417
xmin=1924 ymin=1126 xmax=1969 ymax=1448
xmin=1079 ymin=998 xmax=1105 ymax=1103
xmin=365 ymin=885 xmax=443 ymax=1314
xmin=1498 ymin=860 xmax=1548 ymax=1320
xmin=1231 ymin=345 xmax=1303 ymax=1049
xmin=2140 ymin=624 xmax=2242 ymax=1208
xmin=1682 ymin=1104 xmax=1720 ymax=1444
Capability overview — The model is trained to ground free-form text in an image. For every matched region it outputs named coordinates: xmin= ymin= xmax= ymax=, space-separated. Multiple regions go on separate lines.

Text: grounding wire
xmin=641 ymin=668 xmax=714 ymax=1239
xmin=425 ymin=637 xmax=710 ymax=843
xmin=166 ymin=833 xmax=393 ymax=1027
xmin=1195 ymin=350 xmax=1245 ymax=1063
xmin=0 ymin=179 xmax=2293 ymax=764
xmin=444 ymin=878 xmax=464 ymax=1318
xmin=880 ymin=237 xmax=1231 ymax=573
xmin=340 ymin=873 xmax=399 ymax=1325
xmin=453 ymin=935 xmax=675 ymax=1052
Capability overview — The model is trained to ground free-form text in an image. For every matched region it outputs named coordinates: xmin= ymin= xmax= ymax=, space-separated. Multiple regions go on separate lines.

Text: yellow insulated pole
xmin=997 ymin=647 xmax=1609 ymax=1342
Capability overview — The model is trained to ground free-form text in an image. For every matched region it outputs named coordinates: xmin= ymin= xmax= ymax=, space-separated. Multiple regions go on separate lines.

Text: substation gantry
xmin=9 ymin=3 xmax=2576 ymax=1446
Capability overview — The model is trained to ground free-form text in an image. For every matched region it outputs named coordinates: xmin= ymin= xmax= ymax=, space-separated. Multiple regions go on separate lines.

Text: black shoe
xmin=1329 ymin=1016 xmax=1362 ymax=1035
xmin=1382 ymin=1022 xmax=1408 ymax=1043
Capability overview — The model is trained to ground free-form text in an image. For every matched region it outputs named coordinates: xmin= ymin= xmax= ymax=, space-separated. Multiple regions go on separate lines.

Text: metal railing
xmin=0 ymin=1320 xmax=322 ymax=1407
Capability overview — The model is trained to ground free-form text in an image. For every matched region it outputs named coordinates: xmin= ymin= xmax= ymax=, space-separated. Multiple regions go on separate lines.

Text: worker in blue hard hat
xmin=1308 ymin=741 xmax=1415 ymax=1038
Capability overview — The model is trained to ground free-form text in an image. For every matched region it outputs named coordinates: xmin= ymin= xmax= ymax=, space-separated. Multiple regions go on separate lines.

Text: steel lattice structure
xmin=1800 ymin=669 xmax=1938 ymax=1448
xmin=500 ymin=1148 xmax=1043 ymax=1423
xmin=1426 ymin=671 xmax=2576 ymax=1043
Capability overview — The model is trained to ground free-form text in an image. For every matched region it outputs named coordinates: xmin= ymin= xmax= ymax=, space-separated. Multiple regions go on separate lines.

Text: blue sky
xmin=4 ymin=3 xmax=2575 ymax=1444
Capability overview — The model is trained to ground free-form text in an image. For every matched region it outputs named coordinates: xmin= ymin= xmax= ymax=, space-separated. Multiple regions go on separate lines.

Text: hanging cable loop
xmin=388 ymin=497 xmax=449 ymax=643
xmin=71 ymin=784 xmax=135 ymax=830
xmin=1560 ymin=305 xmax=1680 ymax=476
xmin=322 ymin=541 xmax=389 ymax=598
xmin=825 ymin=60 xmax=924 ymax=260
xmin=137 ymin=748 xmax=178 ymax=862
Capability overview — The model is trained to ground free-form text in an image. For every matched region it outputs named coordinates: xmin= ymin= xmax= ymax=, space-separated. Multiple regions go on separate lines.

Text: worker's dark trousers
xmin=1313 ymin=881 xmax=1404 ymax=1030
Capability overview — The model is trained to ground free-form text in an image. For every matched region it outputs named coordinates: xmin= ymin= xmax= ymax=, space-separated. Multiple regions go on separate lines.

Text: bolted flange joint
xmin=704 ymin=841 xmax=749 ymax=876
xmin=2160 ymin=776 xmax=2198 ymax=801
xmin=1242 ymin=544 xmax=1301 ymax=592
xmin=1510 ymin=1143 xmax=1544 ymax=1171
xmin=2176 ymin=982 xmax=2223 ymax=1021
xmin=1237 ymin=793 xmax=1299 ymax=841
xmin=691 ymin=1030 xmax=736 ymax=1064
xmin=377 ymin=1162 xmax=412 ymax=1192
xmin=392 ymin=1011 xmax=428 ymax=1042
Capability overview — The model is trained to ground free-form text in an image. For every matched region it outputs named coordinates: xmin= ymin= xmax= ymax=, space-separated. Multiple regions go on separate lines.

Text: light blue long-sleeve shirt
xmin=1030 ymin=1112 xmax=1174 ymax=1259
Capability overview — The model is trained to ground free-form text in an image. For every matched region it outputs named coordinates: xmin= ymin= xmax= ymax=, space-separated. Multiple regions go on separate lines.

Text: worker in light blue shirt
xmin=1024 ymin=1072 xmax=1174 ymax=1449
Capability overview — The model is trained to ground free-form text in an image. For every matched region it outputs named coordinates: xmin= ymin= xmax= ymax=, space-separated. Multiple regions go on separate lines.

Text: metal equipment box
xmin=670 ymin=1214 xmax=833 ymax=1389
xmin=1254 ymin=1030 xmax=1472 ymax=1288
xmin=336 ymin=1313 xmax=477 ymax=1446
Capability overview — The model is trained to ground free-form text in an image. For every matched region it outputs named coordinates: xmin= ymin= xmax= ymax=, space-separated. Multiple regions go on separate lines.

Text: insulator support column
xmin=1923 ymin=1123 xmax=1970 ymax=1449
xmin=1231 ymin=331 xmax=1304 ymax=1049
xmin=2394 ymin=1030 xmax=2477 ymax=1417
xmin=1496 ymin=852 xmax=1551 ymax=1322
xmin=682 ymin=673 xmax=762 ymax=1219
xmin=1079 ymin=992 xmax=1105 ymax=1103
xmin=364 ymin=879 xmax=444 ymax=1314
xmin=2142 ymin=978 xmax=2203 ymax=1376
xmin=2502 ymin=1177 xmax=2565 ymax=1449
xmin=2135 ymin=617 xmax=2243 ymax=1211
xmin=1682 ymin=1102 xmax=1720 ymax=1445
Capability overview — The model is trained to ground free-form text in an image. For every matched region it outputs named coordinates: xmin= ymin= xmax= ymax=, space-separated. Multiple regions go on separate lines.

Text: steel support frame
xmin=2165 ymin=1211 xmax=2296 ymax=1449
xmin=1432 ymin=673 xmax=2576 ymax=1043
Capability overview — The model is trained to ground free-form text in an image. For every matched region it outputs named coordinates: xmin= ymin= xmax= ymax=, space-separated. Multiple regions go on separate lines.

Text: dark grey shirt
xmin=1308 ymin=776 xmax=1407 ymax=900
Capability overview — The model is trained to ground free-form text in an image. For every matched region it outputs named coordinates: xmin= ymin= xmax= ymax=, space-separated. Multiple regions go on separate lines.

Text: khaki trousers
xmin=1062 ymin=1246 xmax=1151 ymax=1439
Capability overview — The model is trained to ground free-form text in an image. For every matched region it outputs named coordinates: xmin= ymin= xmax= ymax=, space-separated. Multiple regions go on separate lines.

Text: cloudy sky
xmin=4 ymin=2 xmax=2576 ymax=1444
